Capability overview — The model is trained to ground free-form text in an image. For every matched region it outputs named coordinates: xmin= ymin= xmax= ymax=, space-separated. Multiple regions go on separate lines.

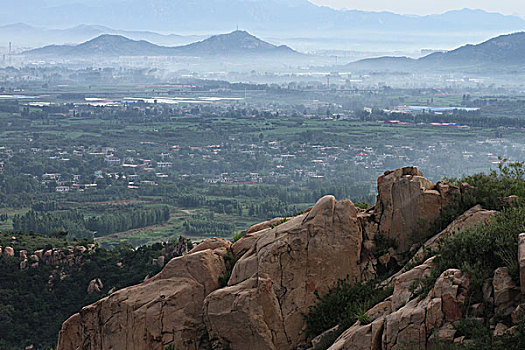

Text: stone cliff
xmin=56 ymin=167 xmax=524 ymax=350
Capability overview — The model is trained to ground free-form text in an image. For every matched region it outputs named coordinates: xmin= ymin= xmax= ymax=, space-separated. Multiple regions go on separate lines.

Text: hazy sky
xmin=310 ymin=0 xmax=525 ymax=17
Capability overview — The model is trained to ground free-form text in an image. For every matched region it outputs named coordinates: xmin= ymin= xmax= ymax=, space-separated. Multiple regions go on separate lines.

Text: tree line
xmin=12 ymin=206 xmax=170 ymax=239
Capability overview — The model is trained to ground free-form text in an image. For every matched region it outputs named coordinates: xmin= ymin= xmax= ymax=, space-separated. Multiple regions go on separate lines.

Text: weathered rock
xmin=19 ymin=249 xmax=28 ymax=260
xmin=57 ymin=238 xmax=232 ymax=350
xmin=153 ymin=256 xmax=165 ymax=267
xmin=311 ymin=325 xmax=341 ymax=350
xmin=328 ymin=301 xmax=392 ymax=350
xmin=245 ymin=217 xmax=285 ymax=234
xmin=56 ymin=167 xmax=476 ymax=350
xmin=391 ymin=257 xmax=433 ymax=311
xmin=519 ymin=233 xmax=525 ymax=295
xmin=205 ymin=195 xmax=364 ymax=349
xmin=4 ymin=246 xmax=14 ymax=256
xmin=332 ymin=269 xmax=470 ymax=350
xmin=511 ymin=303 xmax=525 ymax=324
xmin=34 ymin=249 xmax=43 ymax=260
xmin=454 ymin=336 xmax=466 ymax=344
xmin=160 ymin=236 xmax=188 ymax=262
xmin=409 ymin=205 xmax=496 ymax=265
xmin=373 ymin=167 xmax=458 ymax=252
xmin=493 ymin=323 xmax=509 ymax=337
xmin=87 ymin=278 xmax=104 ymax=294
xmin=329 ymin=317 xmax=385 ymax=350
xmin=205 ymin=276 xmax=286 ymax=350
xmin=190 ymin=237 xmax=231 ymax=256
xmin=383 ymin=269 xmax=469 ymax=349
xmin=435 ymin=323 xmax=456 ymax=342
xmin=506 ymin=325 xmax=520 ymax=336
xmin=493 ymin=267 xmax=521 ymax=314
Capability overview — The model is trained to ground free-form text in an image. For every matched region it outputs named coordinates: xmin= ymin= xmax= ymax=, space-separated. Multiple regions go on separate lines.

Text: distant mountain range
xmin=24 ymin=31 xmax=299 ymax=58
xmin=2 ymin=1 xmax=525 ymax=35
xmin=0 ymin=23 xmax=202 ymax=48
xmin=347 ymin=32 xmax=525 ymax=70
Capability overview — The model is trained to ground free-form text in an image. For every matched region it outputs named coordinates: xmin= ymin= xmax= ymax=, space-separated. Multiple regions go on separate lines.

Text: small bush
xmin=218 ymin=251 xmax=238 ymax=288
xmin=304 ymin=278 xmax=393 ymax=337
xmin=451 ymin=158 xmax=525 ymax=211
xmin=232 ymin=231 xmax=245 ymax=242
xmin=270 ymin=217 xmax=288 ymax=229
xmin=355 ymin=201 xmax=371 ymax=210
xmin=373 ymin=233 xmax=398 ymax=258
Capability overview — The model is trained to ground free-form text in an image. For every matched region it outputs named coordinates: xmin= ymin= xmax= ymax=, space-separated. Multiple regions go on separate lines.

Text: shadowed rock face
xmin=57 ymin=167 xmax=478 ymax=350
xmin=57 ymin=238 xmax=232 ymax=350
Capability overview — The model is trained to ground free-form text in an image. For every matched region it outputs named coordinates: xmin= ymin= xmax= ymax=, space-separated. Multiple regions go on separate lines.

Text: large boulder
xmin=373 ymin=167 xmax=459 ymax=252
xmin=391 ymin=257 xmax=434 ymax=311
xmin=204 ymin=195 xmax=364 ymax=349
xmin=493 ymin=267 xmax=522 ymax=315
xmin=4 ymin=246 xmax=14 ymax=256
xmin=57 ymin=238 xmax=232 ymax=350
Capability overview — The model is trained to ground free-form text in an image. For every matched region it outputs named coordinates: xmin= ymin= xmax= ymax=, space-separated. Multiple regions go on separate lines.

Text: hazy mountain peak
xmin=24 ymin=30 xmax=299 ymax=57
xmin=2 ymin=1 xmax=524 ymax=34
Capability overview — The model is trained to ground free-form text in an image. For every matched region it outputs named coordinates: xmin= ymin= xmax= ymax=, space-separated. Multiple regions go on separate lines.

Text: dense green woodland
xmin=0 ymin=235 xmax=172 ymax=349
xmin=12 ymin=206 xmax=170 ymax=240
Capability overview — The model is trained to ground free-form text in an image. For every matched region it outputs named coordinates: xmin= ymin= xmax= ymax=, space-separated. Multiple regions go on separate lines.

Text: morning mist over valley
xmin=1 ymin=1 xmax=525 ymax=349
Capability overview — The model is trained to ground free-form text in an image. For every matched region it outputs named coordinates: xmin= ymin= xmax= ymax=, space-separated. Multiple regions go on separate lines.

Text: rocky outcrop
xmin=57 ymin=238 xmax=232 ymax=350
xmin=493 ymin=267 xmax=521 ymax=317
xmin=205 ymin=195 xmax=364 ymax=349
xmin=245 ymin=217 xmax=285 ymax=234
xmin=4 ymin=246 xmax=14 ymax=256
xmin=330 ymin=267 xmax=471 ymax=350
xmin=407 ymin=205 xmax=496 ymax=267
xmin=391 ymin=257 xmax=434 ymax=311
xmin=153 ymin=236 xmax=189 ymax=267
xmin=57 ymin=167 xmax=494 ymax=350
xmin=23 ymin=246 xmax=91 ymax=269
xmin=372 ymin=167 xmax=461 ymax=252
xmin=87 ymin=278 xmax=104 ymax=294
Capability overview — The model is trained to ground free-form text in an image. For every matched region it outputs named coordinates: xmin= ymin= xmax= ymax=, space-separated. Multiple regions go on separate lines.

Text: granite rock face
xmin=329 ymin=268 xmax=471 ymax=350
xmin=205 ymin=195 xmax=364 ymax=349
xmin=373 ymin=167 xmax=460 ymax=252
xmin=57 ymin=239 xmax=232 ymax=350
xmin=56 ymin=167 xmax=505 ymax=350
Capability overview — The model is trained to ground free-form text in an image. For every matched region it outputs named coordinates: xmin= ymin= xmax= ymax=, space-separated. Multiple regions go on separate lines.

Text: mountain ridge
xmin=24 ymin=31 xmax=300 ymax=57
xmin=346 ymin=31 xmax=525 ymax=70
xmin=2 ymin=1 xmax=524 ymax=34
xmin=0 ymin=23 xmax=202 ymax=49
